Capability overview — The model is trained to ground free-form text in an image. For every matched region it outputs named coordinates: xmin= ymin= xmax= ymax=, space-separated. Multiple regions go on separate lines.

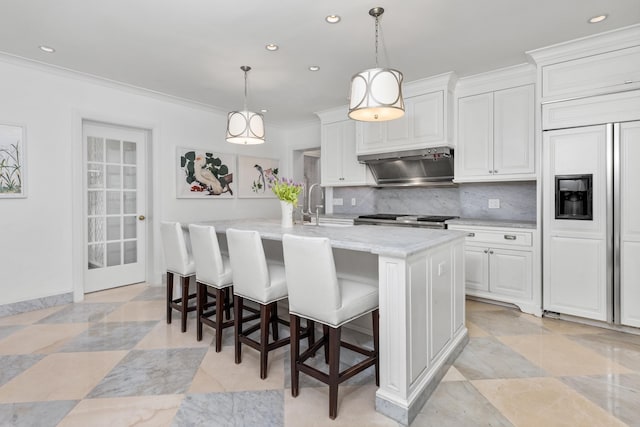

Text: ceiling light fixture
xmin=588 ymin=14 xmax=608 ymax=23
xmin=309 ymin=66 xmax=320 ymax=71
xmin=226 ymin=66 xmax=265 ymax=145
xmin=265 ymin=44 xmax=279 ymax=51
xmin=348 ymin=7 xmax=404 ymax=122
xmin=39 ymin=45 xmax=55 ymax=53
xmin=326 ymin=15 xmax=341 ymax=24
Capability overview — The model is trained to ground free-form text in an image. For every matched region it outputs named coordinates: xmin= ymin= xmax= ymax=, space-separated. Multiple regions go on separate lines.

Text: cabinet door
xmin=489 ymin=247 xmax=532 ymax=300
xmin=412 ymin=91 xmax=444 ymax=144
xmin=339 ymin=121 xmax=368 ymax=184
xmin=457 ymin=93 xmax=493 ymax=178
xmin=321 ymin=121 xmax=344 ymax=186
xmin=463 ymin=245 xmax=489 ymax=292
xmin=493 ymin=85 xmax=535 ymax=176
xmin=356 ymin=121 xmax=385 ymax=154
xmin=620 ymin=121 xmax=640 ymax=327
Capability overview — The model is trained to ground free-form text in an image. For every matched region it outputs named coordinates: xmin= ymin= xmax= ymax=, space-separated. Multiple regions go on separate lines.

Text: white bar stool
xmin=226 ymin=228 xmax=304 ymax=379
xmin=188 ymin=224 xmax=235 ymax=352
xmin=282 ymin=233 xmax=379 ymax=420
xmin=160 ymin=221 xmax=197 ymax=333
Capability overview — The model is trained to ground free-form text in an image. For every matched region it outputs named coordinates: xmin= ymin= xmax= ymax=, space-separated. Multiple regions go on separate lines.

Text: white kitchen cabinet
xmin=356 ymin=91 xmax=447 ymax=155
xmin=448 ymin=225 xmax=538 ymax=315
xmin=456 ymin=84 xmax=535 ymax=182
xmin=318 ymin=112 xmax=372 ymax=187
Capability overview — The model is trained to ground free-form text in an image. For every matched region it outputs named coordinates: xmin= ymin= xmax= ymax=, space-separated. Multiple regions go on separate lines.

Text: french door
xmin=83 ymin=122 xmax=147 ymax=293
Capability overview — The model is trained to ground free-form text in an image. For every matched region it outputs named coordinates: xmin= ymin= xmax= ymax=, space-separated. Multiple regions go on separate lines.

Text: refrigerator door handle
xmin=613 ymin=123 xmax=622 ymax=325
xmin=606 ymin=123 xmax=614 ymax=324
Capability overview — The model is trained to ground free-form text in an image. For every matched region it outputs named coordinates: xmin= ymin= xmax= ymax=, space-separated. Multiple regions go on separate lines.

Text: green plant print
xmin=180 ymin=151 xmax=233 ymax=196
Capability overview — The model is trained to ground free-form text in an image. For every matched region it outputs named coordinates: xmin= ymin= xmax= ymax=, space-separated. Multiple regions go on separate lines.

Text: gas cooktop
xmin=354 ymin=214 xmax=459 ymax=229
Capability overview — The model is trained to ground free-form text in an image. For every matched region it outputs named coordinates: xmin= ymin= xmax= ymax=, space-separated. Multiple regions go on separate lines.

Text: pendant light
xmin=226 ymin=66 xmax=265 ymax=145
xmin=348 ymin=7 xmax=404 ymax=122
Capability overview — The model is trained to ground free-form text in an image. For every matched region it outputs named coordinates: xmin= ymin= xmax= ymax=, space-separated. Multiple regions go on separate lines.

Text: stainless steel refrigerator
xmin=543 ymin=120 xmax=640 ymax=327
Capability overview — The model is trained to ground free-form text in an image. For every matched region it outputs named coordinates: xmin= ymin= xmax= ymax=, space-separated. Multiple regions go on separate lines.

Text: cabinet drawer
xmin=542 ymin=45 xmax=640 ymax=100
xmin=462 ymin=230 xmax=532 ymax=247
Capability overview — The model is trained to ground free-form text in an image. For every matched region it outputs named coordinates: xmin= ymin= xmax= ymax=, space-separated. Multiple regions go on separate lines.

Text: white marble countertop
xmin=446 ymin=218 xmax=536 ymax=229
xmin=196 ymin=219 xmax=465 ymax=258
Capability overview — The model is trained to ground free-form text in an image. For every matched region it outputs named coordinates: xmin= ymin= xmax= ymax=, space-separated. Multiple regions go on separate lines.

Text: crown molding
xmin=455 ymin=63 xmax=536 ymax=97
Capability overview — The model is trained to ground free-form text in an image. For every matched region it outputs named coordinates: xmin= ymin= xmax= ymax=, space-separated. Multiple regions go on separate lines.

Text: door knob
xmin=138 ymin=215 xmax=146 ymax=221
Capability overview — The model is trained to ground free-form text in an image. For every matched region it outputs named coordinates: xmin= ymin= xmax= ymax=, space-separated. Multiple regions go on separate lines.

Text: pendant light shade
xmin=226 ymin=66 xmax=265 ymax=145
xmin=348 ymin=7 xmax=405 ymax=122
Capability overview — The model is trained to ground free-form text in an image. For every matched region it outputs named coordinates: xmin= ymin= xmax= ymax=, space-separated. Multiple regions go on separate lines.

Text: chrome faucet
xmin=306 ymin=183 xmax=324 ymax=225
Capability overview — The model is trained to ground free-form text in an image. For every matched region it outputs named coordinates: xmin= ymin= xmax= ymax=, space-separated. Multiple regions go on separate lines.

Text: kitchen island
xmin=196 ymin=219 xmax=468 ymax=425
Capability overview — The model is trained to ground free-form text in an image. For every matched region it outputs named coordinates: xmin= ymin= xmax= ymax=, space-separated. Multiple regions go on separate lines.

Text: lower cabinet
xmin=448 ymin=225 xmax=539 ymax=315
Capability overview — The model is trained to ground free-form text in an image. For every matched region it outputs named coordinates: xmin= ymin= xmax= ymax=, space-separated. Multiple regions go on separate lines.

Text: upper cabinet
xmin=528 ymin=25 xmax=640 ymax=103
xmin=317 ymin=107 xmax=373 ymax=187
xmin=455 ymin=64 xmax=536 ymax=182
xmin=356 ymin=72 xmax=456 ymax=155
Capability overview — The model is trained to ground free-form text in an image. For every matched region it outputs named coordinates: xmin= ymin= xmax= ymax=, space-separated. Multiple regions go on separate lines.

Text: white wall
xmin=0 ymin=56 xmax=290 ymax=306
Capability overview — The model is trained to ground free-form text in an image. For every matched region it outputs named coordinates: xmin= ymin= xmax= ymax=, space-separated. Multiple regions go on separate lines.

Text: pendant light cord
xmin=375 ymin=15 xmax=379 ymax=68
xmin=243 ymin=69 xmax=248 ymax=111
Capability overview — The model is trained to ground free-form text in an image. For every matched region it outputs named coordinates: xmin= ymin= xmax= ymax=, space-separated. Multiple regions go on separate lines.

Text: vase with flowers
xmin=267 ymin=172 xmax=303 ymax=228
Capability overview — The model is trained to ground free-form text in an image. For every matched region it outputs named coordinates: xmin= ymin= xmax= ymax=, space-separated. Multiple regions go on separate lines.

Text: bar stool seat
xmin=226 ymin=228 xmax=313 ymax=379
xmin=160 ymin=221 xmax=198 ymax=333
xmin=282 ymin=233 xmax=379 ymax=420
xmin=188 ymin=224 xmax=235 ymax=351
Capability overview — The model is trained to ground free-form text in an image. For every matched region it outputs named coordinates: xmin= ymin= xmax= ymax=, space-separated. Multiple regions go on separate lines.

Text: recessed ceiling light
xmin=265 ymin=44 xmax=279 ymax=51
xmin=588 ymin=14 xmax=608 ymax=23
xmin=39 ymin=45 xmax=55 ymax=53
xmin=309 ymin=66 xmax=320 ymax=72
xmin=260 ymin=109 xmax=268 ymax=113
xmin=326 ymin=15 xmax=341 ymax=24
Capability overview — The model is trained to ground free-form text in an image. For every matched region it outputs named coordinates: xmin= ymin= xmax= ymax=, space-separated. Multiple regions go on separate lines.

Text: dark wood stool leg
xmin=196 ymin=282 xmax=204 ymax=341
xmin=323 ymin=324 xmax=330 ymax=363
xmin=290 ymin=314 xmax=301 ymax=397
xmin=328 ymin=326 xmax=342 ymax=420
xmin=215 ymin=288 xmax=224 ymax=352
xmin=308 ymin=320 xmax=316 ymax=351
xmin=271 ymin=302 xmax=279 ymax=341
xmin=373 ymin=309 xmax=380 ymax=386
xmin=234 ymin=295 xmax=243 ymax=364
xmin=259 ymin=304 xmax=270 ymax=379
xmin=166 ymin=272 xmax=174 ymax=324
xmin=224 ymin=287 xmax=232 ymax=320
xmin=180 ymin=275 xmax=189 ymax=332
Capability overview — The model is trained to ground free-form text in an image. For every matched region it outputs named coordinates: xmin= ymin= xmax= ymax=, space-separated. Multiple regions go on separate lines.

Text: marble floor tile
xmin=567 ymin=332 xmax=640 ymax=371
xmin=0 ymin=351 xmax=127 ymax=402
xmin=83 ymin=283 xmax=148 ymax=303
xmin=0 ymin=305 xmax=67 ymax=326
xmin=284 ymin=384 xmax=398 ymax=427
xmin=189 ymin=347 xmax=285 ymax=393
xmin=466 ymin=320 xmax=490 ymax=338
xmin=59 ymin=321 xmax=158 ymax=352
xmin=454 ymin=337 xmax=547 ymax=380
xmin=173 ymin=390 xmax=284 ymax=427
xmin=37 ymin=303 xmax=122 ymax=324
xmin=133 ymin=285 xmax=167 ymax=301
xmin=0 ymin=354 xmax=44 ymax=386
xmin=519 ymin=315 xmax=608 ymax=335
xmin=467 ymin=310 xmax=551 ymax=336
xmin=561 ymin=373 xmax=640 ymax=427
xmin=88 ymin=348 xmax=207 ymax=398
xmin=472 ymin=377 xmax=627 ymax=427
xmin=0 ymin=325 xmax=22 ymax=340
xmin=412 ymin=381 xmax=513 ymax=427
xmin=101 ymin=300 xmax=166 ymax=322
xmin=134 ymin=320 xmax=214 ymax=350
xmin=58 ymin=394 xmax=184 ymax=427
xmin=440 ymin=366 xmax=466 ymax=382
xmin=498 ymin=334 xmax=633 ymax=376
xmin=0 ymin=400 xmax=78 ymax=427
xmin=0 ymin=323 xmax=88 ymax=355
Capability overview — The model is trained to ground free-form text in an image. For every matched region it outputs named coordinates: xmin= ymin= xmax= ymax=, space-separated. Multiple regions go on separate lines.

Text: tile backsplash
xmin=333 ymin=181 xmax=537 ymax=222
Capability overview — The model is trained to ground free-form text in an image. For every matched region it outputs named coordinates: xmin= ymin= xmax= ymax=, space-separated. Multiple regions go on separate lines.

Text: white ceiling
xmin=1 ymin=1 xmax=639 ymax=127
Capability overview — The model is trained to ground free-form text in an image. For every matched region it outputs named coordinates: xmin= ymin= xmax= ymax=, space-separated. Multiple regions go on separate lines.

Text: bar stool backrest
xmin=226 ymin=228 xmax=271 ymax=298
xmin=188 ymin=224 xmax=228 ymax=286
xmin=160 ymin=221 xmax=192 ymax=275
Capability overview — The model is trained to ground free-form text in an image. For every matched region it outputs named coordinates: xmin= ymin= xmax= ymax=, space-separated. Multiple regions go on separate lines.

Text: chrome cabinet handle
xmin=504 ymin=235 xmax=516 ymax=240
xmin=484 ymin=249 xmax=489 ymax=254
xmin=494 ymin=170 xmax=498 ymax=174
xmin=489 ymin=250 xmax=494 ymax=254
xmin=467 ymin=232 xmax=475 ymax=237
xmin=489 ymin=170 xmax=493 ymax=174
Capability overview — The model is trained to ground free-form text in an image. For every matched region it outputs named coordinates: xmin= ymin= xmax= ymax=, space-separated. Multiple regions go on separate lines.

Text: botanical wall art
xmin=176 ymin=147 xmax=235 ymax=198
xmin=237 ymin=156 xmax=279 ymax=198
xmin=0 ymin=123 xmax=26 ymax=198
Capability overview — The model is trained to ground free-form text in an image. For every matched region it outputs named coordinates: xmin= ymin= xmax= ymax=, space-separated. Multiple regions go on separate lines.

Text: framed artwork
xmin=176 ymin=147 xmax=236 ymax=198
xmin=0 ymin=123 xmax=26 ymax=198
xmin=237 ymin=156 xmax=279 ymax=198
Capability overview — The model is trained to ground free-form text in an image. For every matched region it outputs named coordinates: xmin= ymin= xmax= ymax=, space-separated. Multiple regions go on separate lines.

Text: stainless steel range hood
xmin=357 ymin=147 xmax=456 ymax=187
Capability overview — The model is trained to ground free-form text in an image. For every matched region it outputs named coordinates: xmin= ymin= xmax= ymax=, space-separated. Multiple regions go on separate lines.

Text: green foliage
xmin=0 ymin=142 xmax=21 ymax=194
xmin=180 ymin=150 xmax=232 ymax=194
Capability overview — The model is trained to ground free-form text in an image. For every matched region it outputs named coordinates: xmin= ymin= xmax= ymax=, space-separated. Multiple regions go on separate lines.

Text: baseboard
xmin=0 ymin=292 xmax=73 ymax=318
